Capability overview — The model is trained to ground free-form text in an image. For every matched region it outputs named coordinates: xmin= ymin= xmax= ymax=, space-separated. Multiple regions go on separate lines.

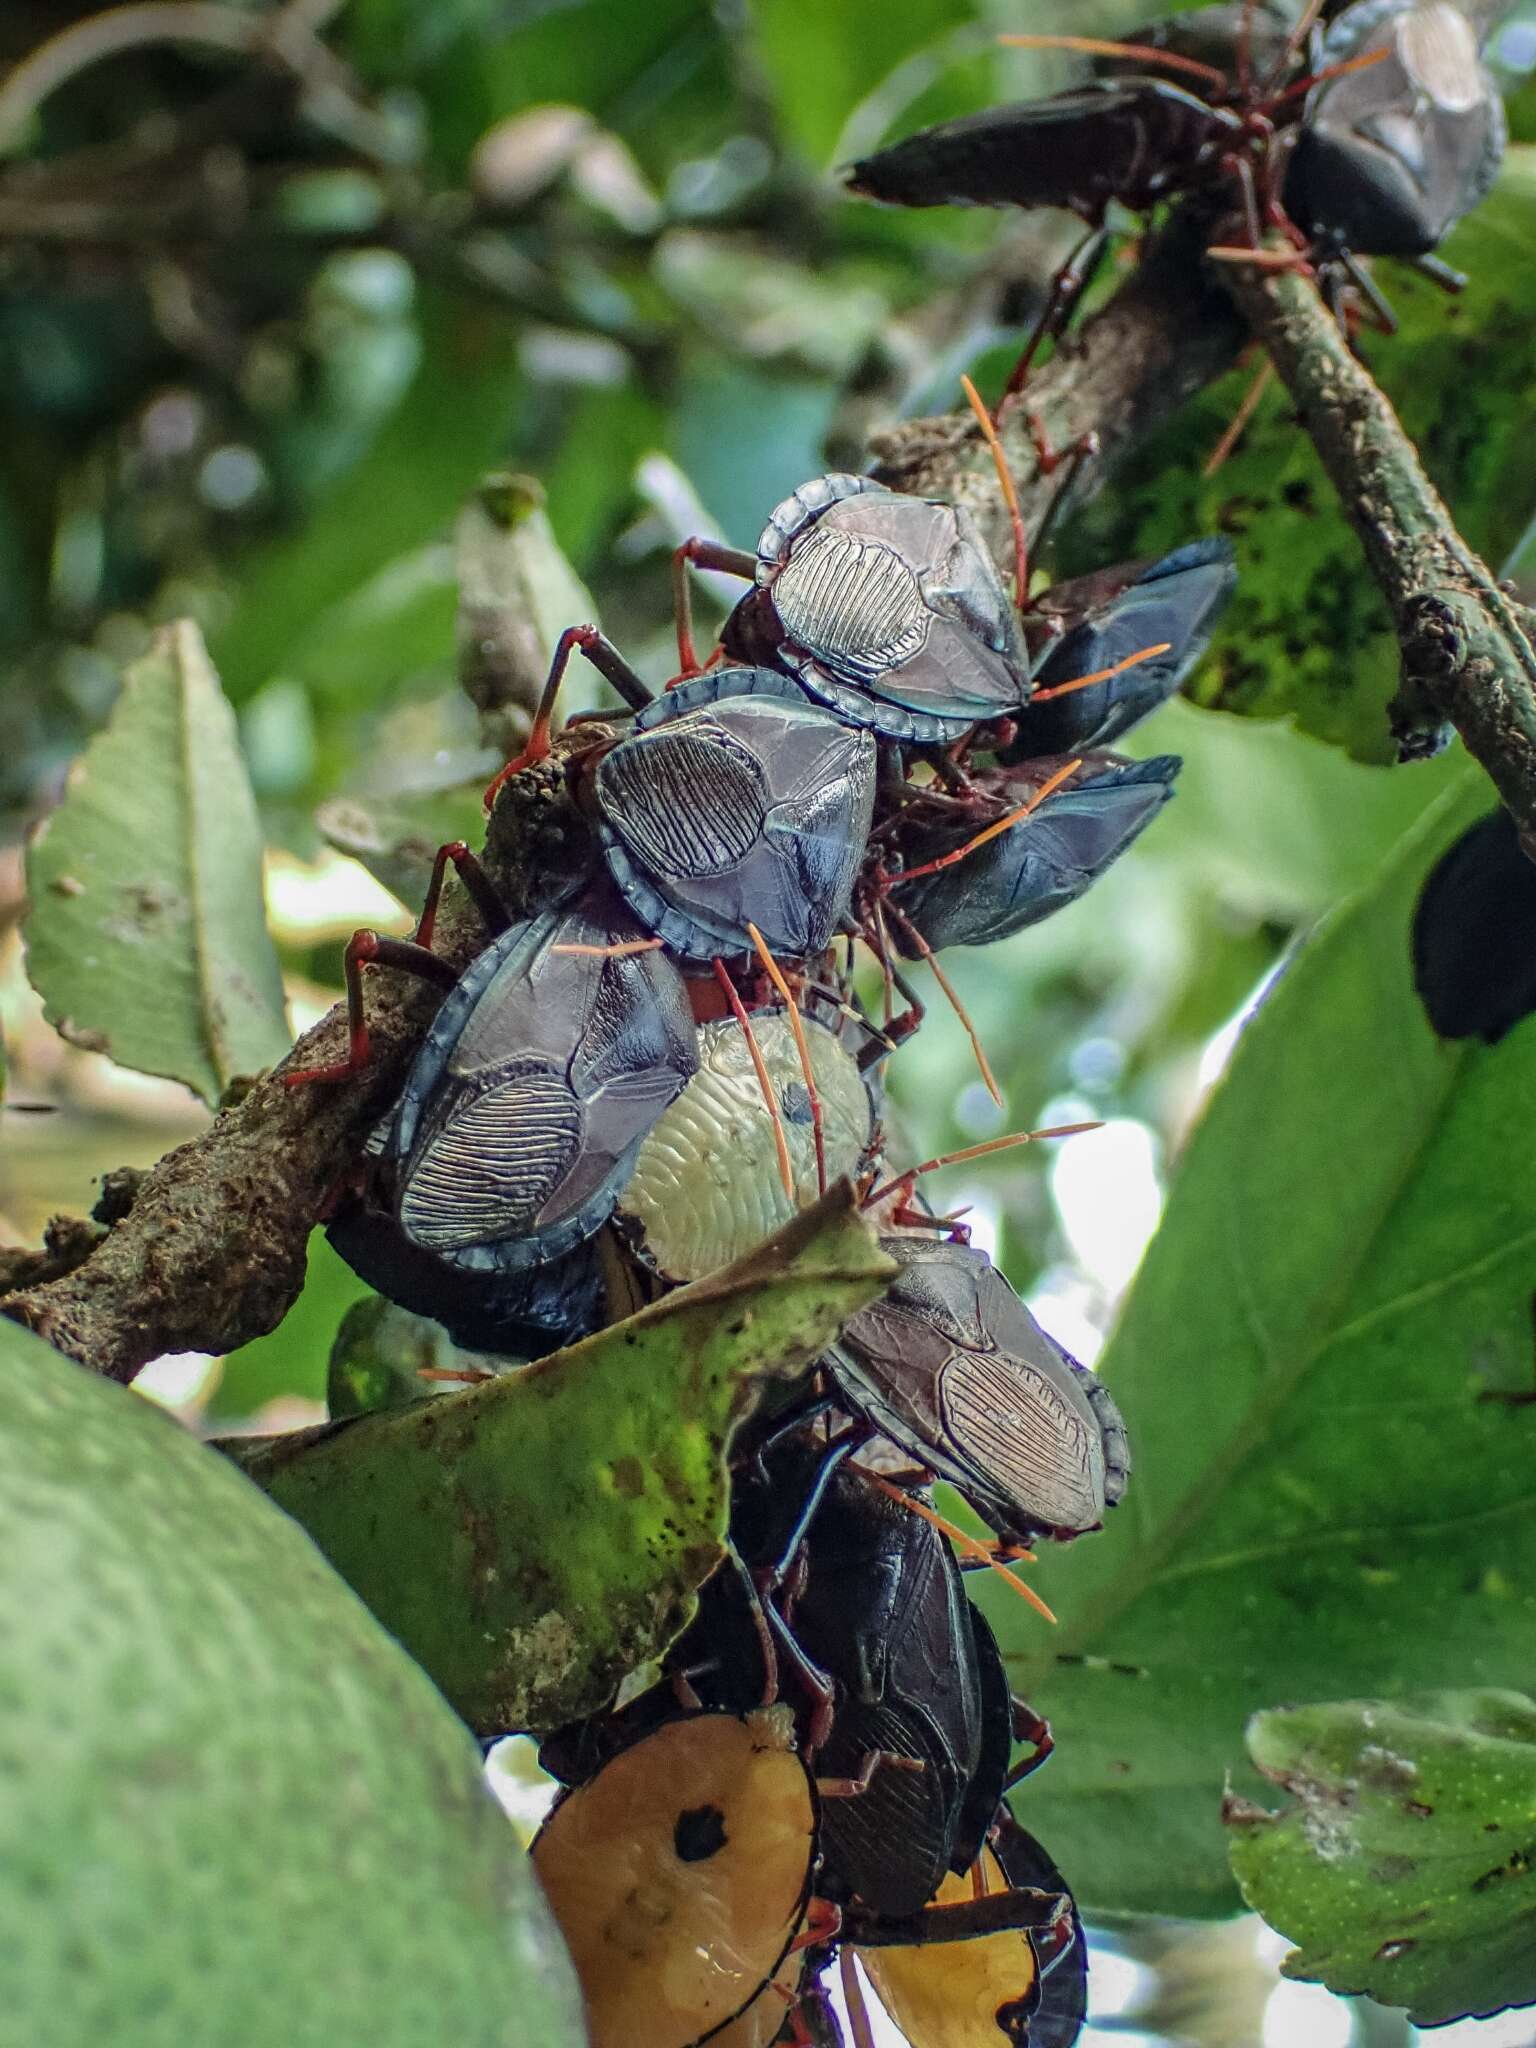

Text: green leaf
xmin=1062 ymin=150 xmax=1536 ymax=762
xmin=986 ymin=768 xmax=1536 ymax=1918
xmin=231 ymin=1187 xmax=895 ymax=1735
xmin=1228 ymin=1691 xmax=1536 ymax=2027
xmin=23 ymin=621 xmax=288 ymax=1105
xmin=0 ymin=1314 xmax=585 ymax=2048
xmin=211 ymin=1230 xmax=373 ymax=1424
xmin=327 ymin=1294 xmax=516 ymax=1419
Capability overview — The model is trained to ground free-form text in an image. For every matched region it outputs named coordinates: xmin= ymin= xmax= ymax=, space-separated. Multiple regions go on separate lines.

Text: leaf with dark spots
xmin=226 ymin=1185 xmax=894 ymax=1735
xmin=1228 ymin=1692 xmax=1536 ymax=2027
xmin=24 ymin=620 xmax=288 ymax=1105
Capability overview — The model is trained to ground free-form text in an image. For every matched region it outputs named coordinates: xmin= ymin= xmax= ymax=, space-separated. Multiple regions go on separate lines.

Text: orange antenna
xmin=863 ymin=1121 xmax=1102 ymax=1211
xmin=550 ymin=936 xmax=665 ymax=958
xmin=856 ymin=1469 xmax=1057 ymax=1624
xmin=1029 ymin=640 xmax=1171 ymax=704
xmin=961 ymin=372 xmax=1030 ymax=605
xmin=1203 ymin=356 xmax=1275 ymax=478
xmin=896 ymin=757 xmax=1082 ymax=886
xmin=999 ymin=32 xmax=1228 ymax=91
xmin=712 ymin=960 xmax=795 ymax=1204
xmin=747 ymin=922 xmax=827 ymax=1196
xmin=880 ymin=899 xmax=1004 ymax=1108
xmin=1272 ymin=39 xmax=1390 ymax=107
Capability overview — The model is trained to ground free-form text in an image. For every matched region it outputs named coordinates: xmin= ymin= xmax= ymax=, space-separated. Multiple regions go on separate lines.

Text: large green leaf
xmin=986 ymin=768 xmax=1536 ymax=1917
xmin=232 ymin=1189 xmax=894 ymax=1735
xmin=1228 ymin=1691 xmax=1536 ymax=2027
xmin=1063 ymin=151 xmax=1536 ymax=762
xmin=23 ymin=621 xmax=288 ymax=1105
xmin=0 ymin=1315 xmax=585 ymax=2048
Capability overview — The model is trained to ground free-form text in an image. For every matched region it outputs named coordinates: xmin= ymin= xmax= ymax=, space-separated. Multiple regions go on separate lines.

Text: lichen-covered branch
xmin=870 ymin=203 xmax=1245 ymax=570
xmin=1223 ymin=257 xmax=1536 ymax=824
xmin=0 ymin=756 xmax=596 ymax=1384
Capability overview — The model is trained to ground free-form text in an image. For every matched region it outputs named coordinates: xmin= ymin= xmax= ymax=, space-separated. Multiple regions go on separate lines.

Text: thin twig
xmin=1222 ymin=253 xmax=1536 ymax=821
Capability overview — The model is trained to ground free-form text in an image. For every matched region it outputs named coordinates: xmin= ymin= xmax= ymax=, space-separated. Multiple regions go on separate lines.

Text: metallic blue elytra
xmin=1287 ymin=0 xmax=1506 ymax=259
xmin=720 ymin=474 xmax=1033 ymax=742
xmin=383 ymin=883 xmax=698 ymax=1273
xmin=1009 ymin=538 xmax=1236 ymax=757
xmin=593 ymin=665 xmax=877 ymax=959
xmin=828 ymin=1234 xmax=1130 ymax=1543
xmin=326 ymin=1201 xmax=604 ymax=1358
xmin=889 ymin=755 xmax=1181 ymax=952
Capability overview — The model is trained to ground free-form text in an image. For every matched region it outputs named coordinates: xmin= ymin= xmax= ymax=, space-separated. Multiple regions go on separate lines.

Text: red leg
xmin=284 ymin=930 xmax=458 ymax=1087
xmin=671 ymin=536 xmax=757 ymax=675
xmin=817 ymin=1751 xmax=927 ymax=1802
xmin=484 ymin=624 xmax=652 ymax=809
xmin=414 ymin=841 xmax=510 ymax=949
xmin=995 ymin=220 xmax=1110 ymax=425
xmin=1004 ymin=1696 xmax=1055 ymax=1787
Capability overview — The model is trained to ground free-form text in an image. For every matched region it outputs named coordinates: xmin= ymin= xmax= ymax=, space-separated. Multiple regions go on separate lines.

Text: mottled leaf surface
xmin=985 ymin=771 xmax=1536 ymax=1916
xmin=234 ymin=1188 xmax=894 ymax=1735
xmin=24 ymin=621 xmax=288 ymax=1104
xmin=1064 ymin=152 xmax=1536 ymax=761
xmin=1229 ymin=1691 xmax=1536 ymax=2027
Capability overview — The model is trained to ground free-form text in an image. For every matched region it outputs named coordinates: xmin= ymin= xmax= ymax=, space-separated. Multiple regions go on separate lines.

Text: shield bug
xmin=828 ymin=1235 xmax=1131 ymax=1544
xmin=374 ymin=882 xmax=698 ymax=1275
xmin=618 ymin=1009 xmax=876 ymax=1284
xmin=1010 ymin=537 xmax=1237 ymax=755
xmin=593 ymin=665 xmax=878 ymax=960
xmin=1287 ymin=0 xmax=1506 ymax=271
xmin=532 ymin=1707 xmax=820 ymax=2048
xmin=677 ymin=475 xmax=1036 ymax=743
xmin=857 ymin=1811 xmax=1088 ymax=2048
xmin=881 ymin=753 xmax=1181 ymax=953
xmin=1412 ymin=806 xmax=1536 ymax=1046
xmin=325 ymin=1198 xmax=605 ymax=1359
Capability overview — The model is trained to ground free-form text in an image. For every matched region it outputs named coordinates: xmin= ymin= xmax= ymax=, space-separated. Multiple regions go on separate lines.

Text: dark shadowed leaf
xmin=1228 ymin=1690 xmax=1536 ymax=2027
xmin=23 ymin=622 xmax=288 ymax=1105
xmin=983 ymin=769 xmax=1536 ymax=1917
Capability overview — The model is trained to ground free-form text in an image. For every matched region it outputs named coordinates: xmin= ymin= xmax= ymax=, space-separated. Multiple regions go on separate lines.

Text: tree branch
xmin=869 ymin=203 xmax=1245 ymax=570
xmin=0 ymin=756 xmax=599 ymax=1383
xmin=1222 ymin=255 xmax=1536 ymax=820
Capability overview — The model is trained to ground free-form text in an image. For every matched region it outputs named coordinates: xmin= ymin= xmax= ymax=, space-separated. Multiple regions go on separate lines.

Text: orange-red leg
xmin=284 ymin=930 xmax=458 ymax=1087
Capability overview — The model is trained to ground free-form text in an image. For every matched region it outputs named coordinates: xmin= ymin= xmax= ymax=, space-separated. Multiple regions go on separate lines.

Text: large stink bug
xmin=678 ymin=474 xmax=1035 ymax=742
xmin=829 ymin=1235 xmax=1130 ymax=1544
xmin=593 ymin=665 xmax=877 ymax=959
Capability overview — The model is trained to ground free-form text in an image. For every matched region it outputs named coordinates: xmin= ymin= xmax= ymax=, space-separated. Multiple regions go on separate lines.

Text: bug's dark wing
xmin=1413 ymin=807 xmax=1536 ymax=1044
xmin=892 ymin=756 xmax=1181 ymax=951
xmin=843 ymin=82 xmax=1218 ymax=217
xmin=760 ymin=720 xmax=878 ymax=955
xmin=816 ymin=1697 xmax=965 ymax=1916
xmin=326 ymin=1200 xmax=603 ymax=1358
xmin=1287 ymin=0 xmax=1506 ymax=254
xmin=948 ymin=1602 xmax=1012 ymax=1877
xmin=992 ymin=1813 xmax=1089 ymax=2048
xmin=1011 ymin=537 xmax=1236 ymax=754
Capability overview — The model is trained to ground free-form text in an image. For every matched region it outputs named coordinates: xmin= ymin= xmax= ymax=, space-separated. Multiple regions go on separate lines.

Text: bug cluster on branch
xmin=293 ymin=429 xmax=1233 ymax=2045
xmin=280 ymin=0 xmax=1509 ymax=2034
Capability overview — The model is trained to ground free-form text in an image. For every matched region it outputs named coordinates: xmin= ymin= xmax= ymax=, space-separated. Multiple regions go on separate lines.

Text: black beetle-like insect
xmin=845 ymin=0 xmax=1504 ymax=367
xmin=884 ymin=753 xmax=1182 ymax=954
xmin=325 ymin=1199 xmax=605 ymax=1359
xmin=1011 ymin=536 xmax=1237 ymax=756
xmin=1287 ymin=0 xmax=1506 ymax=268
xmin=858 ymin=1808 xmax=1088 ymax=2048
xmin=594 ymin=665 xmax=878 ymax=959
xmin=377 ymin=882 xmax=698 ymax=1274
xmin=828 ymin=1234 xmax=1131 ymax=1544
xmin=678 ymin=474 xmax=1036 ymax=743
xmin=1413 ymin=806 xmax=1536 ymax=1046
